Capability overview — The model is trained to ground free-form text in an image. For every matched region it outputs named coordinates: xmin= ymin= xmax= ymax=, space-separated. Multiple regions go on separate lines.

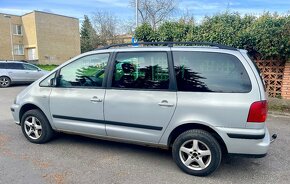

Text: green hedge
xmin=135 ymin=12 xmax=290 ymax=61
xmin=36 ymin=64 xmax=58 ymax=71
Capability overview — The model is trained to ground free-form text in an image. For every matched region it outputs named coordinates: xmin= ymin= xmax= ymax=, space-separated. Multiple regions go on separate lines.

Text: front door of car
xmin=50 ymin=53 xmax=110 ymax=136
xmin=104 ymin=51 xmax=177 ymax=143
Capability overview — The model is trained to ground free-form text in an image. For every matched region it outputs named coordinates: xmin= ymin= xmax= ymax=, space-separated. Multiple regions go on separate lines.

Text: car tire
xmin=172 ymin=129 xmax=222 ymax=176
xmin=21 ymin=109 xmax=54 ymax=144
xmin=0 ymin=76 xmax=11 ymax=88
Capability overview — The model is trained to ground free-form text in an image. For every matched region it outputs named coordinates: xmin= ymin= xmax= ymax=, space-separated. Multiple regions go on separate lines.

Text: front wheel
xmin=172 ymin=129 xmax=222 ymax=176
xmin=21 ymin=109 xmax=54 ymax=144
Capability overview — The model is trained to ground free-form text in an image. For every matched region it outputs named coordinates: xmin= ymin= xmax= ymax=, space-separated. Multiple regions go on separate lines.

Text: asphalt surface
xmin=0 ymin=86 xmax=290 ymax=184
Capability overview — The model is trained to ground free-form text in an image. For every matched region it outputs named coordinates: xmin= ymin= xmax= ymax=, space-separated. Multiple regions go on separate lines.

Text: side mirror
xmin=49 ymin=78 xmax=57 ymax=87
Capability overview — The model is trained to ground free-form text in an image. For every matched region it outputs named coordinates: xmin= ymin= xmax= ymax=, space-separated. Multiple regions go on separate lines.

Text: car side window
xmin=58 ymin=53 xmax=109 ymax=88
xmin=112 ymin=52 xmax=169 ymax=90
xmin=173 ymin=51 xmax=252 ymax=93
xmin=0 ymin=63 xmax=7 ymax=69
xmin=23 ymin=64 xmax=39 ymax=70
xmin=7 ymin=63 xmax=24 ymax=70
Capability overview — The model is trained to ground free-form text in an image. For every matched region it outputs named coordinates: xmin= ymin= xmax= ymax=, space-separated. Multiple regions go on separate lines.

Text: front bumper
xmin=216 ymin=126 xmax=271 ymax=155
xmin=11 ymin=104 xmax=21 ymax=125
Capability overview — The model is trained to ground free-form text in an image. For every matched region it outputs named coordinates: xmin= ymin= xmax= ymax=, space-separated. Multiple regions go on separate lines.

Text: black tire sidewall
xmin=172 ymin=130 xmax=222 ymax=176
xmin=21 ymin=109 xmax=53 ymax=144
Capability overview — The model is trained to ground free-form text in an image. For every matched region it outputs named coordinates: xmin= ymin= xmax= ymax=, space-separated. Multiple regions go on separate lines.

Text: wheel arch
xmin=19 ymin=103 xmax=46 ymax=124
xmin=0 ymin=75 xmax=10 ymax=78
xmin=168 ymin=123 xmax=228 ymax=154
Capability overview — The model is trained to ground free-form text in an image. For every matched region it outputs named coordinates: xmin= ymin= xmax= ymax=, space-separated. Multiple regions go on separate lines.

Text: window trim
xmin=52 ymin=53 xmax=111 ymax=89
xmin=106 ymin=51 xmax=176 ymax=92
xmin=13 ymin=24 xmax=23 ymax=36
xmin=172 ymin=51 xmax=252 ymax=93
xmin=13 ymin=44 xmax=24 ymax=55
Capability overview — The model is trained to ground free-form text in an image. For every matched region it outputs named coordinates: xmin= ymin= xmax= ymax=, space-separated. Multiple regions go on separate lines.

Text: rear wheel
xmin=21 ymin=109 xmax=54 ymax=144
xmin=0 ymin=76 xmax=11 ymax=88
xmin=172 ymin=129 xmax=222 ymax=176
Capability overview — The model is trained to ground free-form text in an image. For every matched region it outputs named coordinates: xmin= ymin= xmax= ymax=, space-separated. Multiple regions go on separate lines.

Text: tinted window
xmin=0 ymin=63 xmax=7 ymax=69
xmin=58 ymin=54 xmax=109 ymax=88
xmin=173 ymin=52 xmax=251 ymax=93
xmin=23 ymin=64 xmax=39 ymax=70
xmin=7 ymin=63 xmax=24 ymax=70
xmin=112 ymin=52 xmax=169 ymax=90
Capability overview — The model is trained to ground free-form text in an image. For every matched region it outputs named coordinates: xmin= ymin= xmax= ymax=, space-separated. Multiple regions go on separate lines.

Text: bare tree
xmin=92 ymin=11 xmax=118 ymax=46
xmin=179 ymin=8 xmax=195 ymax=25
xmin=130 ymin=0 xmax=178 ymax=30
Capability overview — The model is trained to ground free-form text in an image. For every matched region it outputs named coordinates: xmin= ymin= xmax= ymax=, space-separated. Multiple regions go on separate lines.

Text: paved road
xmin=0 ymin=86 xmax=290 ymax=184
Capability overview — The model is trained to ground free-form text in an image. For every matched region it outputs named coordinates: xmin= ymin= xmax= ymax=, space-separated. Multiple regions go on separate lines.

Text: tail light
xmin=247 ymin=100 xmax=268 ymax=122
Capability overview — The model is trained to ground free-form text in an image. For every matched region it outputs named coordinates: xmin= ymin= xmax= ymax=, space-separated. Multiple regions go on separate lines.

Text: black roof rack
xmin=98 ymin=42 xmax=237 ymax=51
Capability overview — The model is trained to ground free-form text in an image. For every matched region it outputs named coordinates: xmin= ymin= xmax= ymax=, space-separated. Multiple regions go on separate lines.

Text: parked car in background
xmin=0 ymin=61 xmax=48 ymax=87
xmin=11 ymin=42 xmax=276 ymax=176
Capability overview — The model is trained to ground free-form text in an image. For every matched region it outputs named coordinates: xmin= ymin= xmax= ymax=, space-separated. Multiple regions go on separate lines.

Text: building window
xmin=14 ymin=45 xmax=24 ymax=55
xmin=13 ymin=25 xmax=22 ymax=35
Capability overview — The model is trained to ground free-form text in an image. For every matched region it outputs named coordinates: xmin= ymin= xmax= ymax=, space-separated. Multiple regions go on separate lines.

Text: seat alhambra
xmin=11 ymin=42 xmax=275 ymax=176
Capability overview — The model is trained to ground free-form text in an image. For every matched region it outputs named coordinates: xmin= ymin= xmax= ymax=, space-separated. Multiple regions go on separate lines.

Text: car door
xmin=6 ymin=63 xmax=27 ymax=82
xmin=50 ymin=53 xmax=110 ymax=136
xmin=104 ymin=51 xmax=177 ymax=143
xmin=22 ymin=63 xmax=43 ymax=81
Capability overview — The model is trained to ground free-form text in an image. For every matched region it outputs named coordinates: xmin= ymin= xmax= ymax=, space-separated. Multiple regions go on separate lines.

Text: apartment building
xmin=0 ymin=11 xmax=80 ymax=64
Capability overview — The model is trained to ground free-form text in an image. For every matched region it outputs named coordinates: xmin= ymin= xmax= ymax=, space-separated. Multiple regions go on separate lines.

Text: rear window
xmin=0 ymin=63 xmax=7 ymax=69
xmin=173 ymin=51 xmax=252 ymax=93
xmin=7 ymin=63 xmax=24 ymax=70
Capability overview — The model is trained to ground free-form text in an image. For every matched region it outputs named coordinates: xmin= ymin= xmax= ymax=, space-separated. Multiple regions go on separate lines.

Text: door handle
xmin=90 ymin=96 xmax=102 ymax=103
xmin=158 ymin=100 xmax=174 ymax=107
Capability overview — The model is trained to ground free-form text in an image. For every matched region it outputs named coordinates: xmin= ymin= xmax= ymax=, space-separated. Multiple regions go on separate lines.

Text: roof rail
xmin=98 ymin=42 xmax=237 ymax=51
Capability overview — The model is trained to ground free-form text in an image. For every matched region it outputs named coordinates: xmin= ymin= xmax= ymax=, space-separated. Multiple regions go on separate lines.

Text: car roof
xmin=88 ymin=42 xmax=243 ymax=55
xmin=0 ymin=61 xmax=27 ymax=64
xmin=83 ymin=46 xmax=243 ymax=56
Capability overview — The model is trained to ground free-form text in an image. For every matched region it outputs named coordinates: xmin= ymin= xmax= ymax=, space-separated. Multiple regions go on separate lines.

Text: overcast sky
xmin=0 ymin=0 xmax=289 ymax=22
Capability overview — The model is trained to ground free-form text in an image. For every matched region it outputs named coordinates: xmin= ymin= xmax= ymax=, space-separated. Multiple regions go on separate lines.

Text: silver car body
xmin=11 ymin=47 xmax=270 ymax=156
xmin=0 ymin=61 xmax=48 ymax=84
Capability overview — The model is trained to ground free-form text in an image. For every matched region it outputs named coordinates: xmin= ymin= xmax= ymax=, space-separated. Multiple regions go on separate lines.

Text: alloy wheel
xmin=24 ymin=116 xmax=43 ymax=140
xmin=0 ymin=77 xmax=10 ymax=87
xmin=179 ymin=139 xmax=212 ymax=171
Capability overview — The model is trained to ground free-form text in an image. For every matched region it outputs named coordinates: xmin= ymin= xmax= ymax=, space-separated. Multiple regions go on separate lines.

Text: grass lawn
xmin=37 ymin=64 xmax=58 ymax=71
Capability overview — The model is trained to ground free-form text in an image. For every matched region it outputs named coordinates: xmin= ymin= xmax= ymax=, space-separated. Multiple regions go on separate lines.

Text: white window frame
xmin=13 ymin=44 xmax=24 ymax=55
xmin=13 ymin=24 xmax=23 ymax=36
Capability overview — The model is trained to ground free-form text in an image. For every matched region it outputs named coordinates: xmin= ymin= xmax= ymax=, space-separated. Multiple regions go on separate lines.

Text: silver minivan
xmin=0 ymin=61 xmax=48 ymax=87
xmin=11 ymin=42 xmax=275 ymax=176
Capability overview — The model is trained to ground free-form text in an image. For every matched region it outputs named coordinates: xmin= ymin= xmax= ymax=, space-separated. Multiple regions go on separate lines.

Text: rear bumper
xmin=11 ymin=104 xmax=21 ymax=125
xmin=216 ymin=126 xmax=270 ymax=155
